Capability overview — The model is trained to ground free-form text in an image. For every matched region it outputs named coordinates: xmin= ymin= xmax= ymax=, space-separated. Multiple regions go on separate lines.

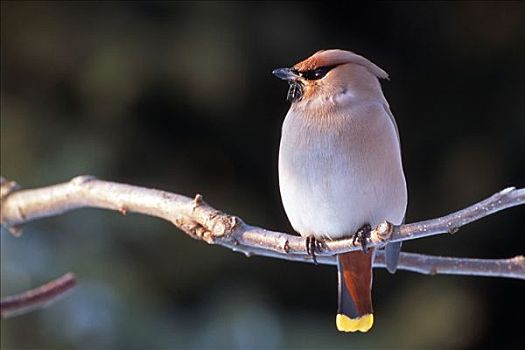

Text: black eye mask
xmin=296 ymin=65 xmax=337 ymax=81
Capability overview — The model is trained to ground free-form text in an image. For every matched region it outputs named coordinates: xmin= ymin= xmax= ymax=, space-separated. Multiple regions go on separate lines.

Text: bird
xmin=273 ymin=49 xmax=408 ymax=333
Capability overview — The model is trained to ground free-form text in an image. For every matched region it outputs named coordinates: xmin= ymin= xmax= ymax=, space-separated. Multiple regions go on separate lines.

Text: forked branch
xmin=1 ymin=176 xmax=524 ymax=318
xmin=1 ymin=176 xmax=524 ymax=279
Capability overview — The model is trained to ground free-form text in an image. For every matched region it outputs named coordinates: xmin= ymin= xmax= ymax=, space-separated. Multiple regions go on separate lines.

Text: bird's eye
xmin=299 ymin=66 xmax=335 ymax=81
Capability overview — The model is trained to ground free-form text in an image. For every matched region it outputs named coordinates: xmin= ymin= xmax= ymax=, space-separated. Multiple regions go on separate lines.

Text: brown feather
xmin=338 ymin=250 xmax=374 ymax=316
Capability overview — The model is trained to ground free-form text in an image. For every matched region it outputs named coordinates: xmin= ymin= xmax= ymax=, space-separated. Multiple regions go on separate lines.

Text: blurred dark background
xmin=1 ymin=1 xmax=524 ymax=349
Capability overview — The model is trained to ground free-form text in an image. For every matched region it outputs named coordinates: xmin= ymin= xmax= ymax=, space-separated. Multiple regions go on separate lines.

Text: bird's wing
xmin=383 ymin=102 xmax=404 ymax=273
xmin=383 ymin=102 xmax=400 ymax=146
xmin=385 ymin=241 xmax=402 ymax=273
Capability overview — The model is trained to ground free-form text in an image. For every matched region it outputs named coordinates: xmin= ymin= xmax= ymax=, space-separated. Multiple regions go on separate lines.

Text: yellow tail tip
xmin=336 ymin=313 xmax=374 ymax=333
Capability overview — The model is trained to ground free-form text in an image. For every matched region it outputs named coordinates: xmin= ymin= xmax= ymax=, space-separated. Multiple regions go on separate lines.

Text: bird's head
xmin=273 ymin=49 xmax=389 ymax=108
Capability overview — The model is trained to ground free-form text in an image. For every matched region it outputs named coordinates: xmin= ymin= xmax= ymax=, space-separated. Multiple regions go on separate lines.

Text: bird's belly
xmin=279 ymin=138 xmax=406 ymax=240
xmin=280 ymin=168 xmax=375 ymax=239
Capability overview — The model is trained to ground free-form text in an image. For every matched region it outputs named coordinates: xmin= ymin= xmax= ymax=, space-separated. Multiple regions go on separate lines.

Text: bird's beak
xmin=272 ymin=67 xmax=299 ymax=81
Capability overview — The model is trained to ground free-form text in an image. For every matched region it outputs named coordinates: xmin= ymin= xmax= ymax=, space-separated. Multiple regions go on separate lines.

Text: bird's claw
xmin=352 ymin=224 xmax=372 ymax=254
xmin=306 ymin=236 xmax=322 ymax=265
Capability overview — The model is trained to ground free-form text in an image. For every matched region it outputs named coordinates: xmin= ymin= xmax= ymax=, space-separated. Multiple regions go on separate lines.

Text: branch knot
xmin=1 ymin=177 xmax=21 ymax=202
xmin=374 ymin=221 xmax=395 ymax=242
xmin=70 ymin=175 xmax=97 ymax=186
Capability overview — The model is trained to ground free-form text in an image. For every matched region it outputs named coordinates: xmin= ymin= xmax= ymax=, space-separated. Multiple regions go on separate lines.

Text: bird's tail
xmin=336 ymin=250 xmax=375 ymax=332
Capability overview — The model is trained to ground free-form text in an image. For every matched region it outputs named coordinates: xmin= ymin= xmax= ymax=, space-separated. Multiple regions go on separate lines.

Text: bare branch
xmin=1 ymin=176 xmax=524 ymax=279
xmin=251 ymin=249 xmax=524 ymax=280
xmin=380 ymin=253 xmax=525 ymax=279
xmin=0 ymin=273 xmax=77 ymax=318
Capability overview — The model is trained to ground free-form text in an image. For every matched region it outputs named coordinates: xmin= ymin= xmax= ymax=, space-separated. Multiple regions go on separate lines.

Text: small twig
xmin=0 ymin=273 xmax=77 ymax=318
xmin=1 ymin=176 xmax=524 ymax=279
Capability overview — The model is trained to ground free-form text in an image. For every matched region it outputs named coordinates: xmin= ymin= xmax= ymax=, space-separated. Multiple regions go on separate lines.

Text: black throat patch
xmin=287 ymin=81 xmax=304 ymax=103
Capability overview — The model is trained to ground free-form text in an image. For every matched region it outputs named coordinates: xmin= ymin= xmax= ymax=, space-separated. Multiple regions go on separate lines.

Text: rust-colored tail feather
xmin=336 ymin=250 xmax=374 ymax=332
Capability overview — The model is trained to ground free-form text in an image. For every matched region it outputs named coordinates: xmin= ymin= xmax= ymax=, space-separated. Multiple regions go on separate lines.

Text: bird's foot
xmin=306 ymin=236 xmax=323 ymax=265
xmin=352 ymin=224 xmax=372 ymax=254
